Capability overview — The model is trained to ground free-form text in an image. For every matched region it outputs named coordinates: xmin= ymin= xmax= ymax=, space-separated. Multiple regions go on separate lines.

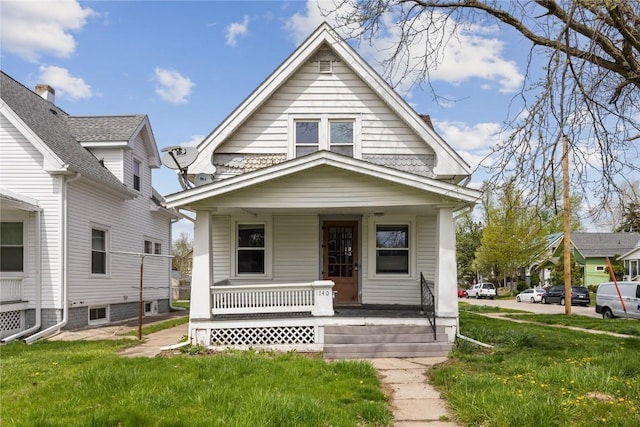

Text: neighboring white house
xmin=164 ymin=23 xmax=482 ymax=358
xmin=619 ymin=244 xmax=640 ymax=282
xmin=0 ymin=71 xmax=179 ymax=341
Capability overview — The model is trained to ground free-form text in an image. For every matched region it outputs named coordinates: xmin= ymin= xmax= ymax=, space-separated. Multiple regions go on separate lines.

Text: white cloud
xmin=154 ymin=68 xmax=194 ymax=104
xmin=434 ymin=120 xmax=506 ymax=171
xmin=180 ymin=135 xmax=205 ymax=147
xmin=225 ymin=15 xmax=250 ymax=47
xmin=0 ymin=0 xmax=95 ymax=62
xmin=284 ymin=1 xmax=523 ymax=94
xmin=38 ymin=65 xmax=92 ymax=100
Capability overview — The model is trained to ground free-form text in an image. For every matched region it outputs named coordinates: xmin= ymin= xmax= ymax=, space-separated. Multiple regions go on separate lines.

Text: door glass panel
xmin=327 ymin=226 xmax=353 ymax=278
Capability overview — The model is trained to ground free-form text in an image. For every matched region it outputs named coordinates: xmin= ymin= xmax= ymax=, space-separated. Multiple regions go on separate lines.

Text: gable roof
xmin=67 ymin=115 xmax=161 ymax=167
xmin=190 ymin=22 xmax=471 ymax=181
xmin=165 ymin=150 xmax=481 ymax=210
xmin=0 ymin=71 xmax=159 ymax=193
xmin=569 ymin=232 xmax=640 ymax=258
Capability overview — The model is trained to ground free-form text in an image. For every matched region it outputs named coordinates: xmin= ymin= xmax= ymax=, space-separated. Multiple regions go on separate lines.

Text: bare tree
xmin=324 ymin=0 xmax=640 ymax=213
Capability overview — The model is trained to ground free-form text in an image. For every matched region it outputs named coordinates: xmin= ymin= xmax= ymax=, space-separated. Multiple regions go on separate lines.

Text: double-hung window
xmin=0 ymin=222 xmax=24 ymax=272
xmin=237 ymin=224 xmax=265 ymax=274
xmin=375 ymin=225 xmax=409 ymax=274
xmin=133 ymin=158 xmax=141 ymax=191
xmin=292 ymin=116 xmax=356 ymax=158
xmin=91 ymin=228 xmax=107 ymax=274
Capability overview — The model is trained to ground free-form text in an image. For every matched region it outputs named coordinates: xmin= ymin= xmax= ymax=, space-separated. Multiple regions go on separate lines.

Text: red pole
xmin=605 ymin=256 xmax=626 ymax=314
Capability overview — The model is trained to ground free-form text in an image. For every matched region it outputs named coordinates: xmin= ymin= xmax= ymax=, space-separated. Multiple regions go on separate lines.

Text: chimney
xmin=35 ymin=84 xmax=55 ymax=104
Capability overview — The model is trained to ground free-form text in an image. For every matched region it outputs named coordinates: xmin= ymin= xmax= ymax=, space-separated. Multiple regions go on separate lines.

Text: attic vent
xmin=318 ymin=60 xmax=333 ymax=74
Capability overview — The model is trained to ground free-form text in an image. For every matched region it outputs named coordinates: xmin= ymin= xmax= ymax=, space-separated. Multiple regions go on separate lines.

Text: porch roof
xmin=164 ymin=151 xmax=482 ymax=212
xmin=0 ymin=188 xmax=41 ymax=212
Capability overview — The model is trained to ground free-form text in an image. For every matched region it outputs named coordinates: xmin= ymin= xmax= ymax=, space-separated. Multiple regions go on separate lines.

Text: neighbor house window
xmin=237 ymin=224 xmax=265 ymax=274
xmin=89 ymin=306 xmax=108 ymax=324
xmin=91 ymin=228 xmax=107 ymax=274
xmin=375 ymin=225 xmax=409 ymax=274
xmin=133 ymin=158 xmax=141 ymax=191
xmin=144 ymin=239 xmax=162 ymax=255
xmin=0 ymin=222 xmax=23 ymax=272
xmin=595 ymin=266 xmax=605 ymax=272
xmin=292 ymin=116 xmax=358 ymax=159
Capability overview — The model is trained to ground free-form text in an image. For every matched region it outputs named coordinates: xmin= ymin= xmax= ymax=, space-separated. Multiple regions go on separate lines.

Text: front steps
xmin=323 ymin=324 xmax=453 ymax=359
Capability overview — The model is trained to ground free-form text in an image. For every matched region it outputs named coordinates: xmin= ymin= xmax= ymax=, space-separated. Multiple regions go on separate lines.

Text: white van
xmin=595 ymin=282 xmax=640 ymax=319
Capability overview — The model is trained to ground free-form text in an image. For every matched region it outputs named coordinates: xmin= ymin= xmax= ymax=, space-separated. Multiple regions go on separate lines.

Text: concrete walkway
xmin=368 ymin=357 xmax=460 ymax=427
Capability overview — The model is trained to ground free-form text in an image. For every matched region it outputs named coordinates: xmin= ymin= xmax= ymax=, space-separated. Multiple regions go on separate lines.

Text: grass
xmin=459 ymin=301 xmax=527 ymax=314
xmin=1 ymin=342 xmax=391 ymax=427
xmin=504 ymin=313 xmax=640 ymax=337
xmin=433 ymin=311 xmax=640 ymax=426
xmin=171 ymin=300 xmax=190 ymax=310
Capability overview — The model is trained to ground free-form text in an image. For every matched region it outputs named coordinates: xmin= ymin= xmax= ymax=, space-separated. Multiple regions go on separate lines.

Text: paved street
xmin=461 ymin=295 xmax=600 ymax=318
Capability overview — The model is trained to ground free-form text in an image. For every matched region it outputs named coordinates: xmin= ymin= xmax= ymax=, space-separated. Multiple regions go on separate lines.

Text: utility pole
xmin=563 ymin=135 xmax=572 ymax=315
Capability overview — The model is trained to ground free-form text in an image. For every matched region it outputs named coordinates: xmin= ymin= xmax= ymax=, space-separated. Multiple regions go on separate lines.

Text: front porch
xmin=189 ymin=279 xmax=455 ymax=358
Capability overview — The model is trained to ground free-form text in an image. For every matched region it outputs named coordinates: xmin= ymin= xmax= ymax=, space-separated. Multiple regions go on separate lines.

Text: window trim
xmin=367 ymin=217 xmax=415 ymax=278
xmin=90 ymin=225 xmax=110 ymax=276
xmin=0 ymin=220 xmax=26 ymax=275
xmin=88 ymin=305 xmax=109 ymax=325
xmin=595 ymin=265 xmax=605 ymax=272
xmin=288 ymin=114 xmax=361 ymax=159
xmin=231 ymin=218 xmax=272 ymax=279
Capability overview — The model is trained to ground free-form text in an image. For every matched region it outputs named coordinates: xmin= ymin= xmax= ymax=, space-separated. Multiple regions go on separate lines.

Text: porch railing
xmin=0 ymin=278 xmax=23 ymax=302
xmin=420 ymin=273 xmax=436 ymax=340
xmin=211 ymin=280 xmax=335 ymax=317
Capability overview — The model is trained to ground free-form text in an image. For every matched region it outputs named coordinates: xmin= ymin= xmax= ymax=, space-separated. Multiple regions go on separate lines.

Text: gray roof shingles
xmin=0 ymin=71 xmax=141 ymax=193
xmin=571 ymin=232 xmax=640 ymax=257
xmin=67 ymin=115 xmax=145 ymax=143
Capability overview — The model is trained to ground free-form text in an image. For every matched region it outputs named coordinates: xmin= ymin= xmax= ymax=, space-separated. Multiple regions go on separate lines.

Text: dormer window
xmin=133 ymin=158 xmax=141 ymax=191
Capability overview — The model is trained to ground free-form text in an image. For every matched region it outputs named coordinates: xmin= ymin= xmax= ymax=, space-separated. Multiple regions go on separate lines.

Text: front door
xmin=323 ymin=221 xmax=358 ymax=303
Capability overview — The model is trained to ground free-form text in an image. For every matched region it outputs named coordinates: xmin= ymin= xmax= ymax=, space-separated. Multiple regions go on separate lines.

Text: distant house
xmin=619 ymin=242 xmax=640 ymax=282
xmin=164 ymin=23 xmax=481 ymax=358
xmin=0 ymin=71 xmax=179 ymax=341
xmin=546 ymin=232 xmax=640 ymax=287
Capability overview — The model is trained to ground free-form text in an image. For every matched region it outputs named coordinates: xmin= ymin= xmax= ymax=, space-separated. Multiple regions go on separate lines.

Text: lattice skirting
xmin=211 ymin=325 xmax=315 ymax=346
xmin=0 ymin=310 xmax=24 ymax=339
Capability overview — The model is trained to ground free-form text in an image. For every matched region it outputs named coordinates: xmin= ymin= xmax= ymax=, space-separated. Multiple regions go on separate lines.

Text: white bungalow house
xmin=620 ymin=243 xmax=640 ymax=282
xmin=164 ymin=23 xmax=481 ymax=358
xmin=0 ymin=71 xmax=179 ymax=342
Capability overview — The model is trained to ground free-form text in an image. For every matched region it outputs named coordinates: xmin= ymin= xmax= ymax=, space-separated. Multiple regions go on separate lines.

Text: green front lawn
xmin=1 ymin=342 xmax=391 ymax=427
xmin=433 ymin=310 xmax=640 ymax=426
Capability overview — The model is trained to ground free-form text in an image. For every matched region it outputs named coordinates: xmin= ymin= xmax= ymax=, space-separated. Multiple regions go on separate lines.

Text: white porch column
xmin=435 ymin=206 xmax=458 ymax=318
xmin=190 ymin=210 xmax=213 ymax=319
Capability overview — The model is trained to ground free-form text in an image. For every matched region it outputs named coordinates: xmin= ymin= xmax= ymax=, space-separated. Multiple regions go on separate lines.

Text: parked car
xmin=516 ymin=288 xmax=546 ymax=303
xmin=595 ymin=282 xmax=640 ymax=319
xmin=458 ymin=288 xmax=468 ymax=298
xmin=541 ymin=285 xmax=590 ymax=306
xmin=467 ymin=283 xmax=496 ymax=299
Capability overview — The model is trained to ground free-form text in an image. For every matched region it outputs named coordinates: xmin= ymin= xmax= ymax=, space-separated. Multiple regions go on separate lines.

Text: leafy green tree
xmin=550 ymin=254 xmax=583 ymax=287
xmin=171 ymin=232 xmax=192 ymax=278
xmin=616 ymin=202 xmax=640 ymax=233
xmin=455 ymin=211 xmax=483 ymax=285
xmin=605 ymin=256 xmax=625 ymax=281
xmin=474 ymin=180 xmax=548 ymax=285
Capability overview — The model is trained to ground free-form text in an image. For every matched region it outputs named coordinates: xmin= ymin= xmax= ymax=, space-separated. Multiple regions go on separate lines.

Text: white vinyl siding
xmin=193 ymin=166 xmax=442 ymax=211
xmin=0 ymin=115 xmax=62 ymax=308
xmin=87 ymin=148 xmax=124 ymax=182
xmin=212 ymin=215 xmax=319 ymax=285
xmin=216 ymin=60 xmax=434 ymax=158
xmin=361 ymin=214 xmax=436 ymax=305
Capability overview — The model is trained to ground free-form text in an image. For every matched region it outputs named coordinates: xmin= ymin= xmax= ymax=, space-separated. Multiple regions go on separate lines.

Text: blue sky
xmin=1 ymin=0 xmax=537 ymax=239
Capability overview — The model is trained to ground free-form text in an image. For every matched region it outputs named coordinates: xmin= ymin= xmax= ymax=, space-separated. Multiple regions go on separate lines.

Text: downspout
xmin=25 ymin=172 xmax=81 ymax=343
xmin=1 ymin=208 xmax=42 ymax=343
